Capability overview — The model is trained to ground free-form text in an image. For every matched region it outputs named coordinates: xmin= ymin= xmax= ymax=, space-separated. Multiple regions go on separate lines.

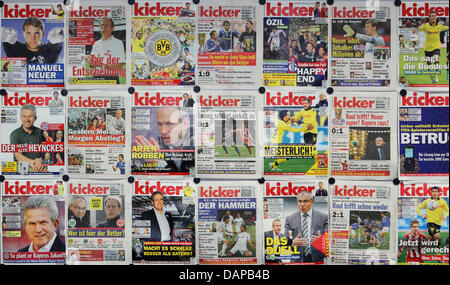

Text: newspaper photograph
xmin=195 ymin=91 xmax=259 ymax=178
xmin=196 ymin=0 xmax=261 ymax=88
xmin=399 ymin=92 xmax=449 ymax=178
xmin=263 ymin=89 xmax=328 ymax=176
xmin=330 ymin=92 xmax=397 ymax=179
xmin=2 ymin=179 xmax=66 ymax=264
xmin=67 ymin=2 xmax=128 ymax=87
xmin=197 ymin=181 xmax=261 ymax=264
xmin=1 ymin=2 xmax=65 ymax=88
xmin=330 ymin=1 xmax=396 ymax=89
xmin=329 ymin=180 xmax=396 ymax=265
xmin=131 ymin=90 xmax=194 ymax=176
xmin=67 ymin=91 xmax=129 ymax=177
xmin=397 ymin=182 xmax=449 ymax=265
xmin=263 ymin=1 xmax=328 ymax=88
xmin=399 ymin=1 xmax=449 ymax=89
xmin=263 ymin=180 xmax=329 ymax=265
xmin=1 ymin=91 xmax=65 ymax=177
xmin=132 ymin=179 xmax=196 ymax=264
xmin=66 ymin=179 xmax=130 ymax=265
xmin=131 ymin=1 xmax=196 ymax=86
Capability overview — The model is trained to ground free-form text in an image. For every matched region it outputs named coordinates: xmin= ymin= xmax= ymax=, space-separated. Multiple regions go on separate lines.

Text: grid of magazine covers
xmin=0 ymin=0 xmax=448 ymax=265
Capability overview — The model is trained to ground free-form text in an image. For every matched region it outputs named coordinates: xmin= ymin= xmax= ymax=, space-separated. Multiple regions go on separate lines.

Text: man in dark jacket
xmin=68 ymin=196 xmax=90 ymax=228
xmin=97 ymin=196 xmax=124 ymax=228
xmin=140 ymin=191 xmax=174 ymax=241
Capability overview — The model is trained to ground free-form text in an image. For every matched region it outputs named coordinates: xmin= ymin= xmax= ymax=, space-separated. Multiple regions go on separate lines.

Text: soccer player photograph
xmin=206 ymin=30 xmax=222 ymax=52
xmin=219 ymin=20 xmax=239 ymax=52
xmin=239 ymin=20 xmax=256 ymax=52
xmin=218 ymin=216 xmax=234 ymax=256
xmin=291 ymin=97 xmax=319 ymax=145
xmin=267 ymin=27 xmax=286 ymax=53
xmin=398 ymin=220 xmax=427 ymax=264
xmin=418 ymin=11 xmax=449 ymax=84
xmin=112 ymin=154 xmax=125 ymax=174
xmin=343 ymin=19 xmax=385 ymax=55
xmin=227 ymin=225 xmax=255 ymax=257
xmin=2 ymin=17 xmax=64 ymax=64
xmin=417 ymin=186 xmax=449 ymax=245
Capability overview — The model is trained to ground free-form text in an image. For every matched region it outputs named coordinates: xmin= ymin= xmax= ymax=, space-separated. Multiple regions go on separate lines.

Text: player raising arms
xmin=227 ymin=225 xmax=255 ymax=257
xmin=417 ymin=186 xmax=449 ymax=246
xmin=418 ymin=11 xmax=449 ymax=84
xmin=398 ymin=220 xmax=427 ymax=264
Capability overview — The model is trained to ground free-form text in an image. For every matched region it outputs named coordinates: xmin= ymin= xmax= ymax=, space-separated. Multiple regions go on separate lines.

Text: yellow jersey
xmin=292 ymin=108 xmax=318 ymax=134
xmin=183 ymin=186 xmax=194 ymax=197
xmin=271 ymin=119 xmax=304 ymax=144
xmin=417 ymin=198 xmax=449 ymax=226
xmin=418 ymin=23 xmax=449 ymax=52
xmin=132 ymin=37 xmax=146 ymax=53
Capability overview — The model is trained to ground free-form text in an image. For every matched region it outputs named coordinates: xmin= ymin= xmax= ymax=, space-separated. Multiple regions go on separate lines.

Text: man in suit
xmin=182 ymin=93 xmax=194 ymax=107
xmin=97 ymin=196 xmax=124 ymax=228
xmin=366 ymin=136 xmax=390 ymax=160
xmin=140 ymin=191 xmax=174 ymax=241
xmin=284 ymin=191 xmax=328 ymax=262
xmin=18 ymin=196 xmax=65 ymax=252
xmin=265 ymin=219 xmax=287 ymax=263
xmin=315 ymin=182 xmax=328 ymax=197
xmin=68 ymin=196 xmax=90 ymax=228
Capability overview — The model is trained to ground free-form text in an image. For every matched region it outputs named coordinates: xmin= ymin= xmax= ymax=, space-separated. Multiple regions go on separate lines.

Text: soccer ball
xmin=427 ymin=200 xmax=438 ymax=210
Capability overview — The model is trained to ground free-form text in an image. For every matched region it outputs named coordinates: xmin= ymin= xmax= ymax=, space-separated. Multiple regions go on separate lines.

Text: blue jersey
xmin=207 ymin=39 xmax=222 ymax=52
xmin=219 ymin=30 xmax=239 ymax=51
xmin=116 ymin=161 xmax=125 ymax=174
xmin=381 ymin=216 xmax=390 ymax=228
xmin=351 ymin=223 xmax=360 ymax=230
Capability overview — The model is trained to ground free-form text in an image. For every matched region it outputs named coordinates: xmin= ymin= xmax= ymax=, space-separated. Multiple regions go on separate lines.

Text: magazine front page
xmin=195 ymin=91 xmax=259 ymax=178
xmin=397 ymin=182 xmax=449 ymax=265
xmin=197 ymin=181 xmax=261 ymax=264
xmin=66 ymin=179 xmax=130 ymax=265
xmin=132 ymin=179 xmax=196 ymax=264
xmin=330 ymin=92 xmax=397 ymax=179
xmin=67 ymin=2 xmax=128 ymax=87
xmin=131 ymin=1 xmax=196 ymax=87
xmin=131 ymin=90 xmax=194 ymax=176
xmin=263 ymin=1 xmax=328 ymax=88
xmin=1 ymin=2 xmax=65 ymax=88
xmin=330 ymin=1 xmax=396 ymax=89
xmin=399 ymin=1 xmax=449 ymax=89
xmin=263 ymin=89 xmax=328 ymax=177
xmin=2 ymin=179 xmax=66 ymax=264
xmin=329 ymin=180 xmax=396 ymax=265
xmin=1 ymin=91 xmax=65 ymax=177
xmin=263 ymin=180 xmax=329 ymax=265
xmin=67 ymin=91 xmax=129 ymax=177
xmin=196 ymin=0 xmax=261 ymax=88
xmin=399 ymin=92 xmax=449 ymax=178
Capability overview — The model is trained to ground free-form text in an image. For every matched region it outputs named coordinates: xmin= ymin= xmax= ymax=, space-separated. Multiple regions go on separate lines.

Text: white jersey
xmin=219 ymin=221 xmax=233 ymax=239
xmin=233 ymin=231 xmax=251 ymax=250
xmin=234 ymin=217 xmax=244 ymax=229
xmin=355 ymin=33 xmax=385 ymax=54
xmin=268 ymin=30 xmax=286 ymax=50
xmin=91 ymin=36 xmax=126 ymax=65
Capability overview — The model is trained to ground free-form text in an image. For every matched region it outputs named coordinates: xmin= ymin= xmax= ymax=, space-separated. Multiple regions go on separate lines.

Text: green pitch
xmin=218 ymin=225 xmax=257 ymax=257
xmin=264 ymin=151 xmax=326 ymax=173
xmin=348 ymin=232 xmax=390 ymax=250
xmin=399 ymin=48 xmax=448 ymax=86
xmin=397 ymin=231 xmax=449 ymax=264
xmin=215 ymin=145 xmax=255 ymax=158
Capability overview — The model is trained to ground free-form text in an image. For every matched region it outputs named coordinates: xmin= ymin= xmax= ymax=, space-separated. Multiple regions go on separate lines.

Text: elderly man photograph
xmin=284 ymin=191 xmax=328 ymax=262
xmin=18 ymin=196 xmax=65 ymax=252
xmin=140 ymin=191 xmax=174 ymax=241
xmin=68 ymin=196 xmax=90 ymax=228
xmin=97 ymin=196 xmax=124 ymax=228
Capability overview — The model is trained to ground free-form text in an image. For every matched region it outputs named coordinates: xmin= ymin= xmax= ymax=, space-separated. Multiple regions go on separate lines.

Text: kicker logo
xmin=334 ymin=96 xmax=375 ymax=108
xmin=134 ymin=181 xmax=182 ymax=195
xmin=199 ymin=6 xmax=240 ymax=18
xmin=333 ymin=6 xmax=375 ymax=18
xmin=133 ymin=2 xmax=182 ymax=16
xmin=70 ymin=7 xmax=111 ymax=18
xmin=334 ymin=185 xmax=376 ymax=197
xmin=266 ymin=92 xmax=315 ymax=106
xmin=401 ymin=3 xmax=449 ymax=17
xmin=402 ymin=92 xmax=449 ymax=107
xmin=69 ymin=96 xmax=110 ymax=108
xmin=400 ymin=183 xmax=449 ymax=197
xmin=3 ymin=4 xmax=53 ymax=18
xmin=265 ymin=182 xmax=314 ymax=196
xmin=3 ymin=92 xmax=52 ymax=106
xmin=200 ymin=186 xmax=240 ymax=197
xmin=4 ymin=181 xmax=53 ymax=195
xmin=199 ymin=95 xmax=240 ymax=107
xmin=266 ymin=2 xmax=314 ymax=17
xmin=69 ymin=184 xmax=109 ymax=195
xmin=134 ymin=92 xmax=183 ymax=106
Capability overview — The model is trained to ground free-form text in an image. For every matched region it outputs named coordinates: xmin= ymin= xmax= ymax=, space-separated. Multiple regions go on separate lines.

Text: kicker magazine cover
xmin=399 ymin=1 xmax=449 ymax=89
xmin=67 ymin=1 xmax=128 ymax=87
xmin=131 ymin=1 xmax=196 ymax=87
xmin=2 ymin=180 xmax=66 ymax=264
xmin=66 ymin=179 xmax=130 ymax=265
xmin=397 ymin=182 xmax=449 ymax=265
xmin=132 ymin=179 xmax=196 ymax=264
xmin=263 ymin=180 xmax=329 ymax=265
xmin=263 ymin=1 xmax=328 ymax=88
xmin=1 ymin=2 xmax=65 ymax=88
xmin=263 ymin=89 xmax=328 ymax=176
xmin=0 ymin=91 xmax=65 ymax=177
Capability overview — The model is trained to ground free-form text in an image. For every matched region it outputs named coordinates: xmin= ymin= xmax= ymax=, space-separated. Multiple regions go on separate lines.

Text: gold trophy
xmin=349 ymin=129 xmax=368 ymax=160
